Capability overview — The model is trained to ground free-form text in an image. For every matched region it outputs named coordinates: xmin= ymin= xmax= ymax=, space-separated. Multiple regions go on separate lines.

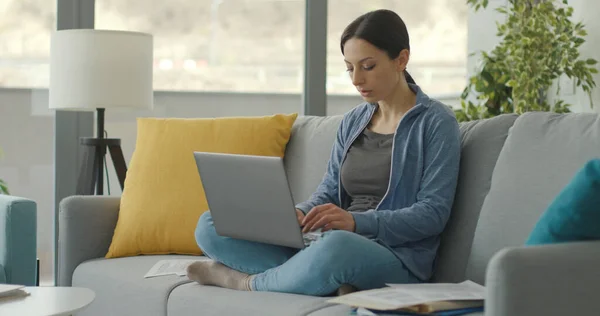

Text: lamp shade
xmin=49 ymin=29 xmax=153 ymax=111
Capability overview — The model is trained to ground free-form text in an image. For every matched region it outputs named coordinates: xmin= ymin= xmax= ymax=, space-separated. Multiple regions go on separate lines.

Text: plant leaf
xmin=0 ymin=179 xmax=9 ymax=195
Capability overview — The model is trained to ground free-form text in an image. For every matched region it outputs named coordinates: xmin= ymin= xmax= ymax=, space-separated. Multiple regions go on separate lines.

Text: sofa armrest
xmin=0 ymin=195 xmax=37 ymax=285
xmin=485 ymin=240 xmax=600 ymax=316
xmin=58 ymin=195 xmax=120 ymax=286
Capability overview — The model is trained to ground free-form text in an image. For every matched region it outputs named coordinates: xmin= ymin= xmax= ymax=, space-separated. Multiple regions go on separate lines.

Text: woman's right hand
xmin=296 ymin=209 xmax=305 ymax=227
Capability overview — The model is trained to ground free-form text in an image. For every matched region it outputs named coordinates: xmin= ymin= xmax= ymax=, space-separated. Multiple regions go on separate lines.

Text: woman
xmin=187 ymin=9 xmax=461 ymax=296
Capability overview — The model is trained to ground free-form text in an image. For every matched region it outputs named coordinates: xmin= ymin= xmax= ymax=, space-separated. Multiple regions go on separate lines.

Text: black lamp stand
xmin=76 ymin=108 xmax=128 ymax=195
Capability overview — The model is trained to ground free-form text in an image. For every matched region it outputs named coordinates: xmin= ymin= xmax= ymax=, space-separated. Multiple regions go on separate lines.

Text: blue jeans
xmin=195 ymin=211 xmax=420 ymax=296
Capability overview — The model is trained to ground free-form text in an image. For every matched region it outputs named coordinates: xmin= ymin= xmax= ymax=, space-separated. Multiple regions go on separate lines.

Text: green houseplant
xmin=456 ymin=0 xmax=598 ymax=122
xmin=0 ymin=147 xmax=8 ymax=195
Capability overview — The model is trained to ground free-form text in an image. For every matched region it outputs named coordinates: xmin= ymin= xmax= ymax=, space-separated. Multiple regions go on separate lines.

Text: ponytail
xmin=404 ymin=69 xmax=416 ymax=85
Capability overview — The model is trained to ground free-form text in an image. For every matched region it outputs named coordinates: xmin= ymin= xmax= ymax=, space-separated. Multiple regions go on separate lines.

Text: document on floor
xmin=326 ymin=280 xmax=484 ymax=313
xmin=144 ymin=258 xmax=210 ymax=279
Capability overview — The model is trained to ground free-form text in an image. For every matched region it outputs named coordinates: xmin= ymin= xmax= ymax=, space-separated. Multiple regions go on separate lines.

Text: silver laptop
xmin=193 ymin=152 xmax=322 ymax=249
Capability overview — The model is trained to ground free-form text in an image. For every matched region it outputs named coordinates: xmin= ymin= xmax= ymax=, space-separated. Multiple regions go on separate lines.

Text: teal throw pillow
xmin=526 ymin=159 xmax=600 ymax=245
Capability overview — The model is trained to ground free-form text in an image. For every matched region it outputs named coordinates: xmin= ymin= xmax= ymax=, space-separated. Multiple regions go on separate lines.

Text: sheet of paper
xmin=0 ymin=284 xmax=26 ymax=298
xmin=144 ymin=258 xmax=210 ymax=278
xmin=385 ymin=280 xmax=485 ymax=301
xmin=326 ymin=280 xmax=484 ymax=311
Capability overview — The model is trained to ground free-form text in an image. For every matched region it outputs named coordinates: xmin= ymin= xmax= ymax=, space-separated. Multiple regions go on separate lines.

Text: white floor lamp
xmin=49 ymin=29 xmax=154 ymax=195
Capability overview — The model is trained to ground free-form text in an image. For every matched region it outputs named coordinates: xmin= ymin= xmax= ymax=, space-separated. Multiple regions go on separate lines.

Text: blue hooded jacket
xmin=295 ymin=83 xmax=461 ymax=281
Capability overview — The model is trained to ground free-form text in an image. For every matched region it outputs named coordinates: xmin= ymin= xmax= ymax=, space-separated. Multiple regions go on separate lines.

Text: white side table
xmin=0 ymin=286 xmax=95 ymax=316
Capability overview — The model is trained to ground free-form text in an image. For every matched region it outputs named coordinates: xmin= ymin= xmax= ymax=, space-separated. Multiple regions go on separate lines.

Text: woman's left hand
xmin=301 ymin=203 xmax=355 ymax=233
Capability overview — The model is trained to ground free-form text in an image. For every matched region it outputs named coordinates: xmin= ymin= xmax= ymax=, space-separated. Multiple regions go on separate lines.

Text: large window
xmin=96 ymin=0 xmax=466 ymax=96
xmin=0 ymin=0 xmax=55 ymax=88
xmin=327 ymin=0 xmax=468 ymax=96
xmin=0 ymin=0 xmax=56 ymax=286
xmin=96 ymin=0 xmax=305 ymax=93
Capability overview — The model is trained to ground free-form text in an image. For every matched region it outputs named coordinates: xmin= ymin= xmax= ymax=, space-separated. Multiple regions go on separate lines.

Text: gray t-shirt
xmin=340 ymin=128 xmax=394 ymax=212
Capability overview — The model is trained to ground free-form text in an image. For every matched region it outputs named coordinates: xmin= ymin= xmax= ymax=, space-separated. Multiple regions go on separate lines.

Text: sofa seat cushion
xmin=168 ymin=282 xmax=333 ymax=316
xmin=72 ymin=255 xmax=197 ymax=316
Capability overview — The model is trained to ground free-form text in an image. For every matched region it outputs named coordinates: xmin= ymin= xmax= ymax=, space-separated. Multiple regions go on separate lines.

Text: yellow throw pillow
xmin=105 ymin=113 xmax=298 ymax=258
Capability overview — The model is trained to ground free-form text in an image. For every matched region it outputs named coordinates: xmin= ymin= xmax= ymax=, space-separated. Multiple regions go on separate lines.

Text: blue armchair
xmin=0 ymin=195 xmax=37 ymax=285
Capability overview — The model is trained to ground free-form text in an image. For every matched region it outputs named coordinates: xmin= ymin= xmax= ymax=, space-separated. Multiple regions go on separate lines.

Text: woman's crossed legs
xmin=188 ymin=211 xmax=418 ymax=296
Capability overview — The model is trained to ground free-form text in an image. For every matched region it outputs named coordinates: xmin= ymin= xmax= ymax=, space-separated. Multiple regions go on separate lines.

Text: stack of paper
xmin=144 ymin=258 xmax=210 ymax=278
xmin=327 ymin=280 xmax=484 ymax=315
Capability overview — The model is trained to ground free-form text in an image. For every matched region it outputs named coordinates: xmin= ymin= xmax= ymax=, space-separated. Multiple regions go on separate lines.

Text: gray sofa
xmin=58 ymin=112 xmax=600 ymax=316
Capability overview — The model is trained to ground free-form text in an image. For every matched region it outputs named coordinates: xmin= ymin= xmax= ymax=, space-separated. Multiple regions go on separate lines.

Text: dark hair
xmin=340 ymin=9 xmax=416 ymax=85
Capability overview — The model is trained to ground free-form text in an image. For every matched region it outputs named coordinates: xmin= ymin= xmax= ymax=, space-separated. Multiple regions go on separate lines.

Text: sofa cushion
xmin=168 ymin=282 xmax=332 ymax=316
xmin=72 ymin=255 xmax=196 ymax=316
xmin=432 ymin=114 xmax=517 ymax=283
xmin=466 ymin=112 xmax=600 ymax=284
xmin=284 ymin=115 xmax=343 ymax=205
xmin=526 ymin=159 xmax=600 ymax=245
xmin=106 ymin=114 xmax=298 ymax=259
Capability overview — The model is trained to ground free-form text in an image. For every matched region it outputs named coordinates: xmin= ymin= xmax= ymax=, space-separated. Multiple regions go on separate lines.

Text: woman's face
xmin=343 ymin=38 xmax=407 ymax=103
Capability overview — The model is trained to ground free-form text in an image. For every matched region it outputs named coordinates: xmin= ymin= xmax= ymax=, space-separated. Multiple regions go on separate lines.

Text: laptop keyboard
xmin=302 ymin=232 xmax=322 ymax=246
